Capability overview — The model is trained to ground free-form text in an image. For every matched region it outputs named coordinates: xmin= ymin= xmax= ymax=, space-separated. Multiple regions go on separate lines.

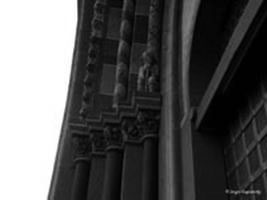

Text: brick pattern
xmin=224 ymin=81 xmax=267 ymax=200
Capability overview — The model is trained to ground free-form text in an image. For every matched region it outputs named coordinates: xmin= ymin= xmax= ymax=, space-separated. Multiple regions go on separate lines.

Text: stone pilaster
xmin=122 ymin=117 xmax=144 ymax=143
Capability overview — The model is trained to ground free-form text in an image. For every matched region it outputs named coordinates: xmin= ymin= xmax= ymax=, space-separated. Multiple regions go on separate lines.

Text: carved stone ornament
xmin=90 ymin=131 xmax=106 ymax=153
xmin=122 ymin=118 xmax=143 ymax=142
xmin=72 ymin=134 xmax=92 ymax=158
xmin=104 ymin=125 xmax=123 ymax=148
xmin=145 ymin=49 xmax=160 ymax=92
xmin=113 ymin=0 xmax=136 ymax=107
xmin=137 ymin=0 xmax=162 ymax=93
xmin=136 ymin=110 xmax=160 ymax=137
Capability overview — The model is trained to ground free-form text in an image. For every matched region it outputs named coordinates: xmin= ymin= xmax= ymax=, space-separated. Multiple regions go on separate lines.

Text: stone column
xmin=142 ymin=137 xmax=158 ymax=200
xmin=137 ymin=111 xmax=160 ymax=200
xmin=102 ymin=124 xmax=124 ymax=200
xmin=120 ymin=117 xmax=143 ymax=200
xmin=159 ymin=0 xmax=182 ymax=200
xmin=87 ymin=130 xmax=106 ymax=200
xmin=70 ymin=134 xmax=91 ymax=200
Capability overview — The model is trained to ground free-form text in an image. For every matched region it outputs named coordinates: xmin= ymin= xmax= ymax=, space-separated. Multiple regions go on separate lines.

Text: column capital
xmin=122 ymin=117 xmax=143 ymax=143
xmin=104 ymin=124 xmax=123 ymax=150
xmin=72 ymin=133 xmax=92 ymax=163
xmin=137 ymin=110 xmax=160 ymax=140
xmin=121 ymin=110 xmax=160 ymax=143
xmin=90 ymin=130 xmax=107 ymax=155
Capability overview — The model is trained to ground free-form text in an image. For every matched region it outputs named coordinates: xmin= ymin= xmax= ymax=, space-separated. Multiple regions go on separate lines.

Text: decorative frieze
xmin=113 ymin=0 xmax=136 ymax=107
xmin=137 ymin=0 xmax=162 ymax=93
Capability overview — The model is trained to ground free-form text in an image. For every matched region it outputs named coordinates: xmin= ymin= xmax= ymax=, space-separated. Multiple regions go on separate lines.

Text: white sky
xmin=0 ymin=1 xmax=76 ymax=199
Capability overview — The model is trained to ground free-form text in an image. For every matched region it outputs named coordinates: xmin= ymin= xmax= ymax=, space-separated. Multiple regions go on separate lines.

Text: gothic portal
xmin=49 ymin=0 xmax=267 ymax=200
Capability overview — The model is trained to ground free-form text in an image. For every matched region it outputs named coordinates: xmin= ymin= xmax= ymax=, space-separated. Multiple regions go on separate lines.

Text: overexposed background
xmin=0 ymin=1 xmax=76 ymax=199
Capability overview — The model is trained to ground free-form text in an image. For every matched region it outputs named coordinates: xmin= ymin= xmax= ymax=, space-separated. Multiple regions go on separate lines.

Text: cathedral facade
xmin=49 ymin=0 xmax=267 ymax=199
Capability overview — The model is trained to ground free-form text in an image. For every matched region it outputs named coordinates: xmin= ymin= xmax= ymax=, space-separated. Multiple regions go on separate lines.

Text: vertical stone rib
xmin=71 ymin=161 xmax=91 ymax=200
xmin=138 ymin=111 xmax=159 ymax=200
xmin=113 ymin=0 xmax=136 ymax=107
xmin=80 ymin=0 xmax=108 ymax=118
xmin=102 ymin=125 xmax=124 ymax=200
xmin=120 ymin=118 xmax=143 ymax=200
xmin=138 ymin=0 xmax=162 ymax=93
